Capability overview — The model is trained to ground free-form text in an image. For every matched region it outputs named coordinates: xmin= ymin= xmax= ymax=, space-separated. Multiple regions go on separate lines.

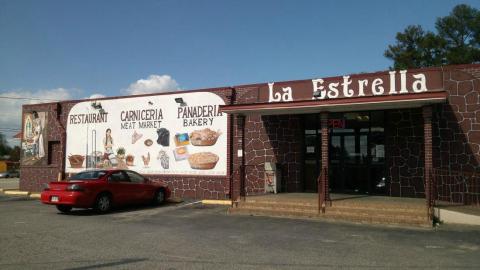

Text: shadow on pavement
xmin=58 ymin=200 xmax=185 ymax=216
xmin=64 ymin=258 xmax=148 ymax=270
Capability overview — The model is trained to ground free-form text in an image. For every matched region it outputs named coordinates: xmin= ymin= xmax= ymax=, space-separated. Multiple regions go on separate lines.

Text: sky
xmin=1 ymin=0 xmax=479 ymax=145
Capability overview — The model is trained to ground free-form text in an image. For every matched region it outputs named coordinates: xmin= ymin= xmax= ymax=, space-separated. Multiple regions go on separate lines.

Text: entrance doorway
xmin=302 ymin=111 xmax=386 ymax=194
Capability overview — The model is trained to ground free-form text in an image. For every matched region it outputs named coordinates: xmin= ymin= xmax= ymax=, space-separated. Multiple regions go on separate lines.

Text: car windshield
xmin=69 ymin=170 xmax=107 ymax=180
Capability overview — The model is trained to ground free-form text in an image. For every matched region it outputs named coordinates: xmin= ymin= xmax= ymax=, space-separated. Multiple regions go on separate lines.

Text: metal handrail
xmin=318 ymin=167 xmax=328 ymax=213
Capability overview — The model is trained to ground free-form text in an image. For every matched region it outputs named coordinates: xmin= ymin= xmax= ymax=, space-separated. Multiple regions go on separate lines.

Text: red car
xmin=41 ymin=169 xmax=171 ymax=213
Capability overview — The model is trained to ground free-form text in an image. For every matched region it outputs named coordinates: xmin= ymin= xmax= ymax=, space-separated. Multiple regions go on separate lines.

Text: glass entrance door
xmin=329 ymin=111 xmax=386 ymax=194
xmin=302 ymin=111 xmax=386 ymax=195
xmin=329 ymin=129 xmax=369 ymax=193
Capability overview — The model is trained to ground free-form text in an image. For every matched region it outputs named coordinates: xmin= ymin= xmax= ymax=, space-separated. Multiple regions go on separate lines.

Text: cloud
xmin=0 ymin=88 xmax=73 ymax=146
xmin=87 ymin=93 xmax=106 ymax=99
xmin=125 ymin=74 xmax=181 ymax=95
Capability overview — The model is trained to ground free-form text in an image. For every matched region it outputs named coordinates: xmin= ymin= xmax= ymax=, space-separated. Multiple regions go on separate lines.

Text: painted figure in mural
xmin=32 ymin=131 xmax=39 ymax=158
xmin=103 ymin=128 xmax=117 ymax=167
xmin=33 ymin=112 xmax=45 ymax=159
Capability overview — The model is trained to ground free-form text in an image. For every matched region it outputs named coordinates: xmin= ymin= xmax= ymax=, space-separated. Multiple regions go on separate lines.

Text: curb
xmin=0 ymin=188 xmax=19 ymax=192
xmin=4 ymin=190 xmax=30 ymax=196
xmin=434 ymin=207 xmax=480 ymax=226
xmin=29 ymin=193 xmax=41 ymax=199
xmin=168 ymin=197 xmax=184 ymax=203
xmin=202 ymin=199 xmax=231 ymax=205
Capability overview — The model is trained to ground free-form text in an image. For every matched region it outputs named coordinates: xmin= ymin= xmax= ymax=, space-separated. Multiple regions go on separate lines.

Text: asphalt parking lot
xmin=0 ymin=194 xmax=479 ymax=270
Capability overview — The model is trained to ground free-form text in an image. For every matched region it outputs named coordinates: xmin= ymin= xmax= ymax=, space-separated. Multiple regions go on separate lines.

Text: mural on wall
xmin=21 ymin=111 xmax=48 ymax=166
xmin=65 ymin=92 xmax=228 ymax=176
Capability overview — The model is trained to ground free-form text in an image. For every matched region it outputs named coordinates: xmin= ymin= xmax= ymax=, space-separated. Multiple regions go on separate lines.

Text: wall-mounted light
xmin=91 ymin=101 xmax=102 ymax=110
xmin=175 ymin=98 xmax=187 ymax=107
xmin=313 ymin=91 xmax=322 ymax=98
xmin=148 ymin=101 xmax=153 ymax=105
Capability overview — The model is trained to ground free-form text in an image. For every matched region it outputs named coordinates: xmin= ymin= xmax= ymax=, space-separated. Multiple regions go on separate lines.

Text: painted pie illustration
xmin=190 ymin=128 xmax=221 ymax=146
xmin=188 ymin=152 xmax=219 ymax=170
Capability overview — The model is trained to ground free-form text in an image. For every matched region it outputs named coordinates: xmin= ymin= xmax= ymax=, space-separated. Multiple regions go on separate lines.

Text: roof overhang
xmin=220 ymin=92 xmax=447 ymax=115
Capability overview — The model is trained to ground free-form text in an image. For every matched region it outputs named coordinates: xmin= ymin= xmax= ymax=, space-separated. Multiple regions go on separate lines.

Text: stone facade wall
xmin=243 ymin=114 xmax=303 ymax=195
xmin=386 ymin=66 xmax=480 ymax=198
xmin=19 ymin=103 xmax=67 ymax=191
xmin=385 ymin=108 xmax=425 ymax=198
xmin=433 ymin=68 xmax=480 ymax=174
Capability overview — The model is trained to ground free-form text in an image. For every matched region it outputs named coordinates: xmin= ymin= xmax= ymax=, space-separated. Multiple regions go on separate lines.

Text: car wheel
xmin=56 ymin=205 xmax=72 ymax=213
xmin=94 ymin=193 xmax=112 ymax=213
xmin=152 ymin=189 xmax=165 ymax=205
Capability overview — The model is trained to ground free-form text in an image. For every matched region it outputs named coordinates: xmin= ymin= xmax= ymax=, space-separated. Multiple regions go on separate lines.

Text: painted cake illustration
xmin=189 ymin=128 xmax=221 ymax=146
xmin=188 ymin=152 xmax=219 ymax=170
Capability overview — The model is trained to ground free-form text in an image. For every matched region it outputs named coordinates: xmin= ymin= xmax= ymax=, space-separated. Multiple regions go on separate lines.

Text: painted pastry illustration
xmin=131 ymin=130 xmax=143 ymax=144
xmin=142 ymin=152 xmax=150 ymax=167
xmin=173 ymin=146 xmax=189 ymax=161
xmin=144 ymin=139 xmax=153 ymax=147
xmin=190 ymin=128 xmax=221 ymax=146
xmin=157 ymin=128 xmax=170 ymax=146
xmin=157 ymin=150 xmax=169 ymax=169
xmin=126 ymin=154 xmax=135 ymax=166
xmin=188 ymin=152 xmax=219 ymax=170
xmin=174 ymin=133 xmax=190 ymax=146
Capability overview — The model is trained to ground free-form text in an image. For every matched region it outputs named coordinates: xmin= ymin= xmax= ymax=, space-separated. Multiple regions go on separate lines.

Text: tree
xmin=0 ymin=133 xmax=12 ymax=157
xmin=9 ymin=146 xmax=21 ymax=162
xmin=385 ymin=4 xmax=480 ymax=69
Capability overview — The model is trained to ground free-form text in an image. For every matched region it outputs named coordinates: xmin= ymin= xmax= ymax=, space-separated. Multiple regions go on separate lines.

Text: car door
xmin=125 ymin=171 xmax=151 ymax=203
xmin=107 ymin=171 xmax=134 ymax=205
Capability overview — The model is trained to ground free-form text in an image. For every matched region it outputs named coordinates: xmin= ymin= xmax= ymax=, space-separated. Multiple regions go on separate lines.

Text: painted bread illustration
xmin=68 ymin=155 xmax=85 ymax=168
xmin=190 ymin=128 xmax=220 ymax=146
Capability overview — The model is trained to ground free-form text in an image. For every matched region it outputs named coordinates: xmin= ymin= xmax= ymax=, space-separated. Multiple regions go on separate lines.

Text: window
xmin=125 ymin=171 xmax=145 ymax=183
xmin=108 ymin=171 xmax=129 ymax=182
xmin=70 ymin=170 xmax=107 ymax=180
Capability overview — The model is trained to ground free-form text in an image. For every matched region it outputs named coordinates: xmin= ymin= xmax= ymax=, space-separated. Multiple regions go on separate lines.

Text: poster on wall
xmin=21 ymin=111 xmax=48 ymax=166
xmin=65 ymin=92 xmax=227 ymax=176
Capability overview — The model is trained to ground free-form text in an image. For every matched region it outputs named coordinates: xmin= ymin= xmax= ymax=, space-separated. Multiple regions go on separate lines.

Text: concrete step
xmin=230 ymin=203 xmax=430 ymax=227
xmin=322 ymin=212 xmax=431 ymax=227
xmin=229 ymin=207 xmax=430 ymax=227
xmin=243 ymin=198 xmax=426 ymax=210
xmin=238 ymin=201 xmax=427 ymax=217
xmin=235 ymin=204 xmax=427 ymax=221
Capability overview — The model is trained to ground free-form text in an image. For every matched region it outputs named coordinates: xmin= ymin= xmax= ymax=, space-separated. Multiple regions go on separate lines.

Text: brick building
xmin=19 ymin=64 xmax=480 ymax=207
